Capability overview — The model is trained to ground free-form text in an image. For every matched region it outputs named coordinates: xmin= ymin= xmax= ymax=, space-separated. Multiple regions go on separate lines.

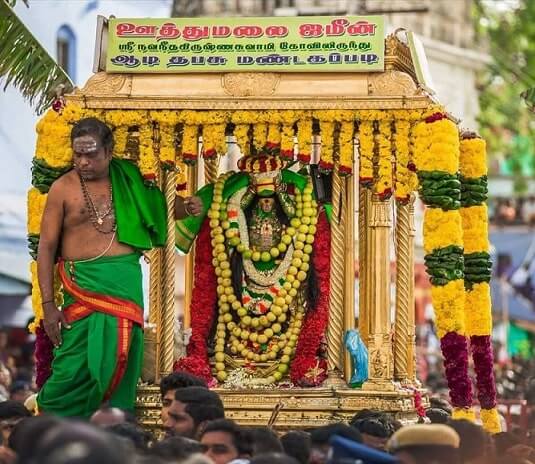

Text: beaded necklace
xmin=79 ymin=173 xmax=116 ymax=234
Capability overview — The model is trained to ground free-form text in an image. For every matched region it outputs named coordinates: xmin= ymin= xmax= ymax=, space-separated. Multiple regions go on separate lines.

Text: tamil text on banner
xmin=105 ymin=16 xmax=385 ymax=73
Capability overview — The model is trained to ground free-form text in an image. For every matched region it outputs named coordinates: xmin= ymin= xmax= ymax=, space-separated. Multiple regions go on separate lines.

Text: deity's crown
xmin=237 ymin=153 xmax=283 ymax=174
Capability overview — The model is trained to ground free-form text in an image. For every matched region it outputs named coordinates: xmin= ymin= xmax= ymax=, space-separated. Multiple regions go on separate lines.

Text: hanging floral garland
xmin=297 ymin=117 xmax=313 ymax=164
xmin=459 ymin=132 xmax=500 ymax=433
xmin=394 ymin=119 xmax=411 ymax=203
xmin=338 ymin=120 xmax=354 ymax=176
xmin=415 ymin=112 xmax=473 ymax=416
xmin=375 ymin=120 xmax=393 ymax=200
xmin=358 ymin=120 xmax=374 ymax=186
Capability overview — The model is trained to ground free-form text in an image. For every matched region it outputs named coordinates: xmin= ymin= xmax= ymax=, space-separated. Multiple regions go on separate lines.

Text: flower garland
xmin=375 ymin=120 xmax=393 ymax=200
xmin=394 ymin=120 xmax=411 ymax=203
xmin=138 ymin=121 xmax=158 ymax=184
xmin=338 ymin=121 xmax=354 ymax=176
xmin=297 ymin=118 xmax=313 ymax=164
xmin=253 ymin=121 xmax=268 ymax=153
xmin=181 ymin=124 xmax=199 ymax=165
xmin=267 ymin=122 xmax=281 ymax=154
xmin=319 ymin=121 xmax=335 ymax=172
xmin=207 ymin=174 xmax=318 ymax=383
xmin=416 ymin=113 xmax=473 ymax=414
xmin=358 ymin=120 xmax=374 ymax=186
xmin=174 ymin=219 xmax=217 ymax=384
xmin=460 ymin=133 xmax=500 ymax=433
xmin=290 ymin=210 xmax=331 ymax=386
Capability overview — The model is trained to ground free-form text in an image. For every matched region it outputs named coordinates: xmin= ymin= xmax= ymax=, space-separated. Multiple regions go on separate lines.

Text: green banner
xmin=106 ymin=16 xmax=384 ymax=73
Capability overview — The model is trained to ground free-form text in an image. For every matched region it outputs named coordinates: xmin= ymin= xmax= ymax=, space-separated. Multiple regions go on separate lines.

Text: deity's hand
xmin=43 ymin=302 xmax=71 ymax=347
xmin=184 ymin=196 xmax=203 ymax=216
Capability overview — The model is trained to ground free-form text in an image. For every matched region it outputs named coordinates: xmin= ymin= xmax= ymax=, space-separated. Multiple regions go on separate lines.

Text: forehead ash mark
xmin=73 ymin=136 xmax=99 ymax=154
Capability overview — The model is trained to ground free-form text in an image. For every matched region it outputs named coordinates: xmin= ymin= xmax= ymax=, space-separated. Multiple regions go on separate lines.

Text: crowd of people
xmin=0 ymin=371 xmax=535 ymax=464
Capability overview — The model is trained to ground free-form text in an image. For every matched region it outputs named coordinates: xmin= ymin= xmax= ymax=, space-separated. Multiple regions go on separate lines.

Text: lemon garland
xmin=208 ymin=174 xmax=317 ymax=383
xmin=375 ymin=120 xmax=393 ymax=199
xmin=459 ymin=133 xmax=500 ymax=433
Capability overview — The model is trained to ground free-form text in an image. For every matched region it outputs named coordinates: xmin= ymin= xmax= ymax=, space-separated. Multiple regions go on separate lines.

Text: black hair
xmin=71 ymin=117 xmax=114 ymax=152
xmin=0 ymin=400 xmax=31 ymax=420
xmin=149 ymin=436 xmax=205 ymax=461
xmin=250 ymin=452 xmax=300 ymax=464
xmin=8 ymin=416 xmax=62 ymax=456
xmin=350 ymin=412 xmax=395 ymax=438
xmin=393 ymin=445 xmax=460 ymax=464
xmin=280 ymin=431 xmax=311 ymax=464
xmin=310 ymin=423 xmax=362 ymax=446
xmin=426 ymin=408 xmax=450 ymax=424
xmin=107 ymin=422 xmax=153 ymax=453
xmin=428 ymin=397 xmax=452 ymax=414
xmin=447 ymin=419 xmax=488 ymax=462
xmin=93 ymin=405 xmax=138 ymax=424
xmin=245 ymin=426 xmax=283 ymax=455
xmin=202 ymin=418 xmax=253 ymax=456
xmin=174 ymin=386 xmax=224 ymax=426
xmin=160 ymin=372 xmax=207 ymax=396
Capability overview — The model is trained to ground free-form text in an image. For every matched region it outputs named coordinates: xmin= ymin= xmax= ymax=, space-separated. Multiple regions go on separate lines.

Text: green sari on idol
xmin=37 ymin=159 xmax=167 ymax=418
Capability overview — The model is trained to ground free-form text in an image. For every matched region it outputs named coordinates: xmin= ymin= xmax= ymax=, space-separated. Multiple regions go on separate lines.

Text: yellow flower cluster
xmin=465 ymin=283 xmax=492 ymax=337
xmin=339 ymin=121 xmax=354 ymax=174
xmin=182 ymin=124 xmax=200 ymax=161
xmin=319 ymin=121 xmax=334 ymax=169
xmin=176 ymin=159 xmax=188 ymax=195
xmin=480 ymin=408 xmax=501 ymax=434
xmin=253 ymin=122 xmax=268 ymax=152
xmin=159 ymin=123 xmax=177 ymax=167
xmin=460 ymin=205 xmax=489 ymax=254
xmin=267 ymin=122 xmax=281 ymax=146
xmin=394 ymin=120 xmax=411 ymax=202
xmin=414 ymin=118 xmax=460 ymax=174
xmin=234 ymin=124 xmax=250 ymax=157
xmin=27 ymin=188 xmax=47 ymax=235
xmin=138 ymin=123 xmax=158 ymax=181
xmin=35 ymin=109 xmax=73 ymax=168
xmin=431 ymin=279 xmax=465 ymax=339
xmin=375 ymin=120 xmax=392 ymax=198
xmin=358 ymin=120 xmax=374 ymax=183
xmin=460 ymin=138 xmax=487 ymax=179
xmin=452 ymin=407 xmax=476 ymax=422
xmin=297 ymin=118 xmax=313 ymax=162
xmin=423 ymin=209 xmax=463 ymax=254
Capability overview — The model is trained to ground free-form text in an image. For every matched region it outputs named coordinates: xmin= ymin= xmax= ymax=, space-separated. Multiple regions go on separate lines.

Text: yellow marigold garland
xmin=138 ymin=122 xmax=158 ymax=183
xmin=423 ymin=209 xmax=463 ymax=254
xmin=182 ymin=124 xmax=199 ymax=164
xmin=394 ymin=120 xmax=411 ymax=203
xmin=338 ymin=120 xmax=354 ymax=175
xmin=234 ymin=124 xmax=250 ymax=157
xmin=460 ymin=132 xmax=499 ymax=433
xmin=375 ymin=120 xmax=393 ymax=199
xmin=27 ymin=188 xmax=47 ymax=236
xmin=452 ymin=408 xmax=477 ymax=422
xmin=297 ymin=118 xmax=313 ymax=164
xmin=319 ymin=120 xmax=334 ymax=171
xmin=358 ymin=120 xmax=374 ymax=185
xmin=253 ymin=122 xmax=268 ymax=152
xmin=431 ymin=280 xmax=465 ymax=339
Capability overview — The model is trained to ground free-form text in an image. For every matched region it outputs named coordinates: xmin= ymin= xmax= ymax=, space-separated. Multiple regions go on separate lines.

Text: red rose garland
xmin=35 ymin=321 xmax=54 ymax=388
xmin=174 ymin=220 xmax=217 ymax=383
xmin=290 ymin=210 xmax=331 ymax=386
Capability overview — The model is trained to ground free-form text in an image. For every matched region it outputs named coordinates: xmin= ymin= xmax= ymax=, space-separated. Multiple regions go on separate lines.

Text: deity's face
xmin=259 ymin=197 xmax=275 ymax=213
xmin=72 ymin=134 xmax=111 ymax=180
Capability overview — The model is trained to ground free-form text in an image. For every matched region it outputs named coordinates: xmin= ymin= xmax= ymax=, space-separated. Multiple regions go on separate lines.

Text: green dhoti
xmin=37 ymin=253 xmax=144 ymax=418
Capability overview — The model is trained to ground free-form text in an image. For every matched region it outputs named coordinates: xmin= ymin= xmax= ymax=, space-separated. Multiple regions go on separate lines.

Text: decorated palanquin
xmin=27 ymin=32 xmax=500 ymax=432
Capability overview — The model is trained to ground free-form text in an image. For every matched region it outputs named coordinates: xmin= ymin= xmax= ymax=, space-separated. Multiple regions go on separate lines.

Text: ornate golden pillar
xmin=394 ymin=197 xmax=413 ymax=382
xmin=204 ymin=156 xmax=220 ymax=185
xmin=183 ymin=163 xmax=198 ymax=330
xmin=343 ymin=175 xmax=355 ymax=382
xmin=326 ymin=167 xmax=346 ymax=376
xmin=407 ymin=195 xmax=417 ymax=382
xmin=358 ymin=188 xmax=370 ymax=346
xmin=362 ymin=196 xmax=395 ymax=389
xmin=159 ymin=169 xmax=177 ymax=375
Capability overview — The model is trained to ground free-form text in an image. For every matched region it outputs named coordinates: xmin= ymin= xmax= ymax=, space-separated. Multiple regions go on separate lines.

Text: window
xmin=56 ymin=25 xmax=76 ymax=81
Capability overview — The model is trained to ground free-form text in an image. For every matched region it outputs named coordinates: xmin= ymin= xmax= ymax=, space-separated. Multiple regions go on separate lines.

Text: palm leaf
xmin=522 ymin=88 xmax=535 ymax=113
xmin=0 ymin=0 xmax=73 ymax=114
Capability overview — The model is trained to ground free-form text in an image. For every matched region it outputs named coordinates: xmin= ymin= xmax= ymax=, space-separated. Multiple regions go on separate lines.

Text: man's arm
xmin=37 ymin=180 xmax=70 ymax=346
xmin=174 ymin=195 xmax=203 ymax=220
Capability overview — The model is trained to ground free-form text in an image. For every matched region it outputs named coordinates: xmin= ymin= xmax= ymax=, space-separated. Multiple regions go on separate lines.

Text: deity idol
xmin=175 ymin=152 xmax=332 ymax=387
